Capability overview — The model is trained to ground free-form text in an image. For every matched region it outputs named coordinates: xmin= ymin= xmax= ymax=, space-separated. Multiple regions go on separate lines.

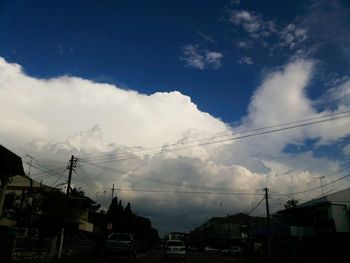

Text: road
xmin=89 ymin=249 xmax=249 ymax=263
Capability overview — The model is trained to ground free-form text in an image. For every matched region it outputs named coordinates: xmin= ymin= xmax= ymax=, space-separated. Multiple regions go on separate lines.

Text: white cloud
xmin=0 ymin=57 xmax=228 ymax=149
xmin=227 ymin=9 xmax=308 ymax=54
xmin=238 ymin=56 xmax=254 ymax=65
xmin=205 ymin=52 xmax=223 ymax=68
xmin=228 ymin=10 xmax=277 ymax=40
xmin=180 ymin=45 xmax=223 ymax=70
xmin=279 ymin=24 xmax=308 ymax=49
xmin=229 ymin=10 xmax=262 ymax=34
xmin=2 ymin=57 xmax=350 ymax=232
xmin=343 ymin=144 xmax=350 ymax=155
xmin=236 ymin=40 xmax=252 ymax=49
xmin=197 ymin=31 xmax=217 ymax=44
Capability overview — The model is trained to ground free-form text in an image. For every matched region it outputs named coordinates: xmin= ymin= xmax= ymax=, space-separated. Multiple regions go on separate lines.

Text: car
xmin=164 ymin=240 xmax=186 ymax=260
xmin=220 ymin=246 xmax=242 ymax=256
xmin=204 ymin=246 xmax=220 ymax=252
xmin=104 ymin=232 xmax=137 ymax=260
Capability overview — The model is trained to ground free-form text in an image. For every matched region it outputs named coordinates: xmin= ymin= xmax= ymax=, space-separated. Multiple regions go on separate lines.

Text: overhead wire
xmin=79 ymin=112 xmax=350 ymax=166
xmin=74 ymin=112 xmax=348 ymax=201
xmin=274 ymin=172 xmax=350 ymax=196
xmin=73 ymin=168 xmax=99 ymax=195
xmin=10 ymin=112 xmax=350 ymax=212
xmin=81 ymin=161 xmax=257 ymax=193
xmin=113 ymin=188 xmax=264 ymax=196
xmin=247 ymin=196 xmax=265 ymax=215
xmin=75 ymin=112 xmax=350 ymax=198
xmin=80 ymin=110 xmax=350 ymax=162
xmin=49 ymin=167 xmax=68 ymax=187
xmin=76 ymin=165 xmax=100 ymax=190
xmin=79 ymin=111 xmax=350 ymax=164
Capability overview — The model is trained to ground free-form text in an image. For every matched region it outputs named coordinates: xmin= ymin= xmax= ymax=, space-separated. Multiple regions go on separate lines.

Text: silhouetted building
xmin=0 ymin=145 xmax=25 ymax=220
xmin=189 ymin=213 xmax=265 ymax=248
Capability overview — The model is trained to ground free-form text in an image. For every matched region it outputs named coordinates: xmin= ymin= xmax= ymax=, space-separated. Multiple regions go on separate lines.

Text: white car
xmin=220 ymin=246 xmax=242 ymax=256
xmin=164 ymin=240 xmax=186 ymax=260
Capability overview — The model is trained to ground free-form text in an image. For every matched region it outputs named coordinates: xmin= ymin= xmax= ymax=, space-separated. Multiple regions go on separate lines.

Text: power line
xmin=50 ymin=168 xmax=68 ymax=187
xmin=80 ymin=110 xmax=350 ymax=162
xmin=29 ymin=163 xmax=64 ymax=179
xmin=80 ymin=161 xmax=257 ymax=193
xmin=113 ymin=188 xmax=264 ymax=196
xmin=247 ymin=196 xmax=265 ymax=215
xmin=79 ymin=113 xmax=350 ymax=165
xmin=75 ymin=166 xmax=99 ymax=191
xmin=275 ymin=172 xmax=350 ymax=196
xmin=29 ymin=165 xmax=68 ymax=177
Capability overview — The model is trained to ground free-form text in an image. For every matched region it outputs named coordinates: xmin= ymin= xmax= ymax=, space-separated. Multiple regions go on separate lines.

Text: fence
xmin=11 ymin=235 xmax=57 ymax=262
xmin=62 ymin=238 xmax=95 ymax=255
xmin=0 ymin=234 xmax=96 ymax=262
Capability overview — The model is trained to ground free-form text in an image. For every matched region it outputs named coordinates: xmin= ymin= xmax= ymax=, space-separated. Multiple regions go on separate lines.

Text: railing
xmin=63 ymin=238 xmax=95 ymax=255
xmin=11 ymin=236 xmax=57 ymax=262
xmin=0 ymin=234 xmax=96 ymax=262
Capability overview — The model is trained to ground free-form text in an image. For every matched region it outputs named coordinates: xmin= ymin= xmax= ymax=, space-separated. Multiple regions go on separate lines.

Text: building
xmin=275 ymin=187 xmax=350 ymax=237
xmin=0 ymin=175 xmax=58 ymax=227
xmin=189 ymin=213 xmax=266 ymax=248
xmin=271 ymin=188 xmax=350 ymax=261
xmin=0 ymin=145 xmax=25 ymax=219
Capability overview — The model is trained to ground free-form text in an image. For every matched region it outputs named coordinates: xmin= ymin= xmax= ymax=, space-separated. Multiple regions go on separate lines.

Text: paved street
xmin=63 ymin=250 xmax=251 ymax=263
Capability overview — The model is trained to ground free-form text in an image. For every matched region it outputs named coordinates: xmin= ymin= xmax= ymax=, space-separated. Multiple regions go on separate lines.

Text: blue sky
xmin=2 ymin=0 xmax=349 ymax=122
xmin=2 ymin=0 xmax=350 ymax=233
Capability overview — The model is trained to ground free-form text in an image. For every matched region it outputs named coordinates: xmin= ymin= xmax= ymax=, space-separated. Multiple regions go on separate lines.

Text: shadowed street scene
xmin=1 ymin=1 xmax=350 ymax=262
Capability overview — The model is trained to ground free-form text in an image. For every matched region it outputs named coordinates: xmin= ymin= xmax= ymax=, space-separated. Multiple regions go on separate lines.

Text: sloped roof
xmin=0 ymin=145 xmax=25 ymax=178
xmin=6 ymin=175 xmax=58 ymax=192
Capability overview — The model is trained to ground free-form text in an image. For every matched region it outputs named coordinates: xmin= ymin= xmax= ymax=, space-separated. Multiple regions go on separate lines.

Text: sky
xmin=1 ymin=0 xmax=350 ymax=235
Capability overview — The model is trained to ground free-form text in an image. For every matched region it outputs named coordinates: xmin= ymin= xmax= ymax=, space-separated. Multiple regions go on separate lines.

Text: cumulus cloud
xmin=2 ymin=57 xmax=350 ymax=233
xmin=0 ymin=57 xmax=227 ymax=148
xmin=180 ymin=45 xmax=223 ymax=70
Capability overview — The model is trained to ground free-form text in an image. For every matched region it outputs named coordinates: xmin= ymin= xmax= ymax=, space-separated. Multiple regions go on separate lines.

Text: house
xmin=275 ymin=187 xmax=350 ymax=237
xmin=0 ymin=145 xmax=25 ymax=219
xmin=67 ymin=195 xmax=95 ymax=233
xmin=271 ymin=188 xmax=350 ymax=261
xmin=1 ymin=173 xmax=97 ymax=236
xmin=189 ymin=213 xmax=266 ymax=248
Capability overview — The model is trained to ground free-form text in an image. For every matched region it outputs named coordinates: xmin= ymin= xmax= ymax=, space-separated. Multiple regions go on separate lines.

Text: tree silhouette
xmin=70 ymin=187 xmax=85 ymax=197
xmin=106 ymin=196 xmax=159 ymax=245
xmin=284 ymin=199 xmax=299 ymax=209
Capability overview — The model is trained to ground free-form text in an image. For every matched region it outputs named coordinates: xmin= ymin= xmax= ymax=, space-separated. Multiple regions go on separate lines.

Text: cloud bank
xmin=1 ymin=57 xmax=350 ymax=233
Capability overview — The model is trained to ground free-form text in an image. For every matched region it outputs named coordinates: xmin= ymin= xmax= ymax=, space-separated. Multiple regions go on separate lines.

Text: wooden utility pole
xmin=58 ymin=155 xmax=77 ymax=259
xmin=111 ymin=184 xmax=115 ymax=201
xmin=66 ymin=155 xmax=76 ymax=196
xmin=26 ymin=154 xmax=35 ymax=176
xmin=264 ymin=187 xmax=272 ymax=259
xmin=317 ymin=176 xmax=325 ymax=196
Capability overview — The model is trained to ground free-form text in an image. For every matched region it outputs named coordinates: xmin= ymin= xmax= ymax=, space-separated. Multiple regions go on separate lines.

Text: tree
xmin=106 ymin=197 xmax=159 ymax=245
xmin=284 ymin=199 xmax=299 ymax=209
xmin=70 ymin=187 xmax=85 ymax=197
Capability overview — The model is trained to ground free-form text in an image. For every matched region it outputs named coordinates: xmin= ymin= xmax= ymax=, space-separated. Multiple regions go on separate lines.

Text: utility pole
xmin=58 ymin=155 xmax=77 ymax=259
xmin=26 ymin=154 xmax=35 ymax=176
xmin=66 ymin=155 xmax=76 ymax=196
xmin=264 ymin=187 xmax=272 ymax=259
xmin=111 ymin=184 xmax=115 ymax=201
xmin=317 ymin=176 xmax=325 ymax=196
